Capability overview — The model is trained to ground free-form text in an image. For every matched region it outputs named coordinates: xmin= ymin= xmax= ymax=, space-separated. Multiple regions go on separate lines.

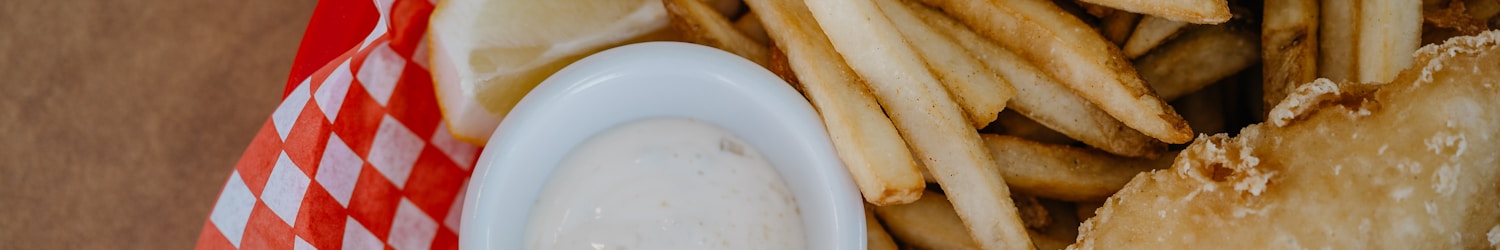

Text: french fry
xmin=1357 ymin=0 xmax=1422 ymax=83
xmin=1261 ymin=0 xmax=1319 ymax=115
xmin=877 ymin=0 xmax=1016 ymax=128
xmin=873 ymin=190 xmax=982 ymax=250
xmin=908 ymin=1 xmax=1165 ymax=158
xmin=1319 ymin=0 xmax=1358 ymax=82
xmin=989 ymin=111 xmax=1077 ymax=146
xmin=664 ymin=0 xmax=772 ymax=66
xmin=1320 ymin=0 xmax=1422 ymax=83
xmin=982 ymin=134 xmax=1175 ymax=202
xmin=1102 ymin=11 xmax=1143 ymax=46
xmin=1028 ymin=230 xmax=1073 ymax=250
xmin=1073 ymin=0 xmax=1232 ymax=24
xmin=741 ymin=0 xmax=926 ymax=205
xmin=1122 ymin=16 xmax=1191 ymax=58
xmin=803 ymin=0 xmax=1034 ymax=248
xmin=1135 ymin=25 xmax=1260 ymax=101
xmin=734 ymin=11 xmax=773 ymax=45
xmin=920 ymin=0 xmax=1195 ymax=144
xmin=866 ymin=205 xmax=900 ymax=250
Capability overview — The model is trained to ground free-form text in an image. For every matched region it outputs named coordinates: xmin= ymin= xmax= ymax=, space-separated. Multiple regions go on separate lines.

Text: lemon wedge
xmin=428 ymin=0 xmax=683 ymax=145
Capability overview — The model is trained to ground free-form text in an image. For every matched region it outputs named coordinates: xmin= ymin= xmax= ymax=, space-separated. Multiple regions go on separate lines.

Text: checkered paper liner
xmin=195 ymin=0 xmax=477 ymax=249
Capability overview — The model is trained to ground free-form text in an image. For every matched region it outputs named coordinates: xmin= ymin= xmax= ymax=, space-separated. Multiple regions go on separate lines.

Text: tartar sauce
xmin=524 ymin=118 xmax=806 ymax=249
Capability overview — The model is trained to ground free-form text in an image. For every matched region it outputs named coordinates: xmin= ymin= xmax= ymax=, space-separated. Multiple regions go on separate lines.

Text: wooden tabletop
xmin=0 ymin=0 xmax=314 ymax=248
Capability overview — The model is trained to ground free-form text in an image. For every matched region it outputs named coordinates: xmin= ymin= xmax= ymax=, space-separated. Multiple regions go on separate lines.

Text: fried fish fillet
xmin=1072 ymin=31 xmax=1500 ymax=249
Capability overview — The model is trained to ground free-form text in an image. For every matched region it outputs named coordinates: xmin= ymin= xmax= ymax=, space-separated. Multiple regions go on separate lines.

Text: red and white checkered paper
xmin=196 ymin=0 xmax=477 ymax=249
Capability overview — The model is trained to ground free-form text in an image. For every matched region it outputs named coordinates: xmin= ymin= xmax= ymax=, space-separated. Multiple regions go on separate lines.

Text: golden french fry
xmin=865 ymin=205 xmax=900 ymax=250
xmin=1358 ymin=0 xmax=1422 ymax=83
xmin=1122 ymin=16 xmax=1191 ymax=58
xmin=664 ymin=0 xmax=772 ymax=66
xmin=877 ymin=0 xmax=1016 ymax=128
xmin=1261 ymin=0 xmax=1319 ymax=115
xmin=873 ymin=190 xmax=982 ymax=250
xmin=982 ymin=134 xmax=1176 ymax=202
xmin=1319 ymin=0 xmax=1357 ymax=82
xmin=804 ymin=0 xmax=1034 ymax=248
xmin=1320 ymin=0 xmax=1421 ymax=83
xmin=734 ymin=11 xmax=773 ymax=45
xmin=742 ymin=0 xmax=926 ymax=205
xmin=920 ymin=0 xmax=1194 ymax=144
xmin=1073 ymin=0 xmax=1231 ymax=24
xmin=1102 ymin=11 xmax=1143 ymax=45
xmin=1135 ymin=25 xmax=1260 ymax=101
xmin=908 ymin=1 xmax=1165 ymax=158
xmin=990 ymin=111 xmax=1077 ymax=146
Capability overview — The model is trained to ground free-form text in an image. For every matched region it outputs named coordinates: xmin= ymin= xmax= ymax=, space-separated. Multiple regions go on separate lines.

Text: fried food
xmin=1319 ymin=0 xmax=1422 ymax=83
xmin=983 ymin=134 xmax=1174 ymax=202
xmin=664 ymin=0 xmax=771 ymax=66
xmin=909 ymin=1 xmax=1164 ymax=158
xmin=1072 ymin=31 xmax=1500 ymax=249
xmin=920 ymin=0 xmax=1195 ymax=144
xmin=741 ymin=0 xmax=926 ymax=205
xmin=877 ymin=0 xmax=1017 ymax=128
xmin=1122 ymin=16 xmax=1190 ymax=58
xmin=803 ymin=0 xmax=1035 ymax=247
xmin=1261 ymin=0 xmax=1319 ymax=115
xmin=865 ymin=205 xmax=900 ymax=250
xmin=873 ymin=190 xmax=982 ymax=250
xmin=1073 ymin=0 xmax=1231 ymax=24
xmin=1135 ymin=25 xmax=1259 ymax=101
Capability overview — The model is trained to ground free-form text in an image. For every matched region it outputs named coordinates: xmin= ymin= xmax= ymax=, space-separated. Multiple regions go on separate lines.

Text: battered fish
xmin=1072 ymin=31 xmax=1500 ymax=249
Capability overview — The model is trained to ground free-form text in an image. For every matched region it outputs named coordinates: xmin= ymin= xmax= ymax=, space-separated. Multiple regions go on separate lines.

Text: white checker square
xmin=369 ymin=115 xmax=424 ymax=188
xmin=343 ymin=217 xmax=385 ymax=250
xmin=209 ymin=171 xmax=257 ymax=248
xmin=294 ymin=236 xmax=316 ymax=250
xmin=357 ymin=17 xmax=390 ymax=52
xmin=389 ymin=199 xmax=439 ymax=250
xmin=316 ymin=134 xmax=363 ymax=206
xmin=358 ymin=43 xmax=405 ymax=106
xmin=272 ymin=80 xmax=312 ymax=140
xmin=411 ymin=38 xmax=430 ymax=70
xmin=443 ymin=180 xmax=467 ymax=232
xmin=263 ymin=152 xmax=312 ymax=225
xmin=429 ymin=121 xmax=477 ymax=169
xmin=315 ymin=60 xmax=353 ymax=122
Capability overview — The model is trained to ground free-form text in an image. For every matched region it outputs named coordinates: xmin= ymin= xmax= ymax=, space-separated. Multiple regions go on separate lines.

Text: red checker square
xmin=388 ymin=0 xmax=434 ymax=57
xmin=284 ymin=102 xmax=333 ymax=176
xmin=195 ymin=220 xmax=236 ymax=250
xmin=333 ymin=82 xmax=390 ymax=158
xmin=287 ymin=0 xmax=378 ymax=93
xmin=386 ymin=63 xmax=440 ymax=137
xmin=235 ymin=119 xmax=284 ymax=196
xmin=347 ymin=164 xmax=402 ymax=240
xmin=294 ymin=184 xmax=349 ymax=250
xmin=402 ymin=147 xmax=468 ymax=219
xmin=348 ymin=40 xmax=380 ymax=75
xmin=430 ymin=227 xmax=459 ymax=250
xmin=305 ymin=49 xmax=359 ymax=93
xmin=241 ymin=202 xmax=295 ymax=250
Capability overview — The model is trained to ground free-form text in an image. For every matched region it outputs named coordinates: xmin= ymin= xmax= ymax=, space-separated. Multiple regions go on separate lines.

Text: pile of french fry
xmin=662 ymin=0 xmax=1499 ymax=248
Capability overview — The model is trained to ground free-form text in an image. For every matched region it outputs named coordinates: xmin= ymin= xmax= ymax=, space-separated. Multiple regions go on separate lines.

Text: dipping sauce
xmin=524 ymin=118 xmax=806 ymax=249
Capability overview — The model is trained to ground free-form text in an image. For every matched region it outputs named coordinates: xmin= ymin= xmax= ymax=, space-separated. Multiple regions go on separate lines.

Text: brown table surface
xmin=1 ymin=0 xmax=314 ymax=248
